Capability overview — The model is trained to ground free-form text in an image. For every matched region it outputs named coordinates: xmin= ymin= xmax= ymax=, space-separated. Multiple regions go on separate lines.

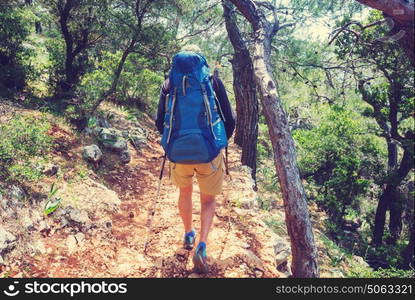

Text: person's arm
xmin=155 ymin=79 xmax=170 ymax=135
xmin=212 ymin=77 xmax=236 ymax=140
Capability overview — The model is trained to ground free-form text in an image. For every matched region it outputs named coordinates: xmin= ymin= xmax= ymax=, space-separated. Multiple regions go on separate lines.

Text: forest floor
xmin=0 ymin=101 xmax=282 ymax=278
xmin=24 ymin=141 xmax=280 ymax=278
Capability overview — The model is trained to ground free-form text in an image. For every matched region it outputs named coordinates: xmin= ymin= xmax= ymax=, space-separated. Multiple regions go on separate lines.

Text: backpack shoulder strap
xmin=210 ymin=76 xmax=226 ymax=122
xmin=200 ymin=83 xmax=217 ymax=140
xmin=164 ymin=93 xmax=169 ymax=113
xmin=166 ymin=87 xmax=177 ymax=144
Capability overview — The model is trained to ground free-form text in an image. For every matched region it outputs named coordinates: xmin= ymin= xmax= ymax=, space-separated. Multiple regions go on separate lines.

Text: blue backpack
xmin=161 ymin=51 xmax=228 ymax=164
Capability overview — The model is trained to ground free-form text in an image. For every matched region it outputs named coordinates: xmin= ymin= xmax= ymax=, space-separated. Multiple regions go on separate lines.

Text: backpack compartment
xmin=166 ymin=85 xmax=219 ymax=163
xmin=167 ymin=129 xmax=219 ymax=164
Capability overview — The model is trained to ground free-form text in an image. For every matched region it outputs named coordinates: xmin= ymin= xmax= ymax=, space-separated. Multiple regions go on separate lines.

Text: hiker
xmin=155 ymin=45 xmax=235 ymax=273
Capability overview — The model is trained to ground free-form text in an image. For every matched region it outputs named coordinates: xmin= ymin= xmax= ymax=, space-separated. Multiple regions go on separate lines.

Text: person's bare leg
xmin=178 ymin=184 xmax=193 ymax=233
xmin=199 ymin=193 xmax=216 ymax=243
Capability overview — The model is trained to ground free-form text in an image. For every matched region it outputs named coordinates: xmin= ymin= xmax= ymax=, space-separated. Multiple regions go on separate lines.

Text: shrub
xmin=293 ymin=105 xmax=385 ymax=223
xmin=0 ymin=6 xmax=35 ymax=95
xmin=41 ymin=37 xmax=66 ymax=97
xmin=256 ymin=164 xmax=280 ymax=195
xmin=78 ymin=51 xmax=164 ymax=116
xmin=263 ymin=217 xmax=287 ymax=236
xmin=348 ymin=267 xmax=414 ymax=278
xmin=0 ymin=115 xmax=52 ymax=182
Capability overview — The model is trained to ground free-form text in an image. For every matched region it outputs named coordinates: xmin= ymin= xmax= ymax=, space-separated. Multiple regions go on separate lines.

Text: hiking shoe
xmin=193 ymin=242 xmax=209 ymax=274
xmin=183 ymin=229 xmax=196 ymax=250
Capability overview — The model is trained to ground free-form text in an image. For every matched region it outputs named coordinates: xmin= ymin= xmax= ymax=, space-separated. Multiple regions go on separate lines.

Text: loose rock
xmin=0 ymin=193 xmax=7 ymax=210
xmin=66 ymin=235 xmax=77 ymax=253
xmin=277 ymin=260 xmax=292 ymax=277
xmin=273 ymin=239 xmax=291 ymax=268
xmin=120 ymin=150 xmax=131 ymax=164
xmin=128 ymin=128 xmax=147 ymax=149
xmin=43 ymin=164 xmax=59 ymax=176
xmin=96 ymin=117 xmax=111 ymax=128
xmin=68 ymin=208 xmax=91 ymax=226
xmin=0 ymin=227 xmax=17 ymax=255
xmin=275 ymin=250 xmax=290 ymax=267
xmin=243 ymin=249 xmax=264 ymax=270
xmin=74 ymin=232 xmax=85 ymax=244
xmin=56 ymin=206 xmax=92 ymax=230
xmin=83 ymin=144 xmax=102 ymax=163
xmin=30 ymin=240 xmax=46 ymax=255
xmin=38 ymin=220 xmax=50 ymax=233
xmin=7 ymin=185 xmax=26 ymax=201
xmin=97 ymin=128 xmax=121 ymax=141
xmin=188 ymin=273 xmax=202 ymax=278
xmin=103 ymin=138 xmax=128 ymax=153
xmin=22 ymin=214 xmax=35 ymax=231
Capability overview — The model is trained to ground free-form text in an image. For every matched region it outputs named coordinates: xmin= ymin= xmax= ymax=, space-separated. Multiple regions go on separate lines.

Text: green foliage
xmin=348 ymin=267 xmax=415 ymax=278
xmin=256 ymin=165 xmax=280 ymax=195
xmin=334 ymin=11 xmax=414 ymax=138
xmin=44 ymin=183 xmax=62 ymax=216
xmin=263 ymin=217 xmax=287 ymax=236
xmin=257 ymin=121 xmax=272 ymax=160
xmin=115 ymin=53 xmax=165 ymax=112
xmin=366 ymin=240 xmax=410 ymax=269
xmin=87 ymin=116 xmax=98 ymax=128
xmin=0 ymin=115 xmax=52 ymax=182
xmin=44 ymin=37 xmax=66 ymax=93
xmin=79 ymin=51 xmax=164 ymax=114
xmin=77 ymin=168 xmax=88 ymax=179
xmin=0 ymin=6 xmax=35 ymax=95
xmin=293 ymin=105 xmax=385 ymax=221
xmin=291 ymin=0 xmax=362 ymax=17
xmin=39 ymin=0 xmax=111 ymax=96
xmin=0 ymin=6 xmax=32 ymax=59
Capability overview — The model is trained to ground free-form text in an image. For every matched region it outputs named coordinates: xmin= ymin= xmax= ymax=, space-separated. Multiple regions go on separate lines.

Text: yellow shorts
xmin=169 ymin=151 xmax=225 ymax=196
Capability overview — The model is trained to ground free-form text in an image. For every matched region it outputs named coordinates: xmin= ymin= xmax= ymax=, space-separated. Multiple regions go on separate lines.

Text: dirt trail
xmin=21 ymin=126 xmax=281 ymax=278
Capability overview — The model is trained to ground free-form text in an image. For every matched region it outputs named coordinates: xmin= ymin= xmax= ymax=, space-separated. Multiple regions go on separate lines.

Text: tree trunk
xmin=401 ymin=217 xmax=414 ymax=269
xmin=58 ymin=0 xmax=75 ymax=97
xmin=373 ymin=185 xmax=395 ymax=245
xmin=229 ymin=0 xmax=319 ymax=278
xmin=385 ymin=139 xmax=401 ymax=245
xmin=388 ymin=194 xmax=403 ymax=245
xmin=89 ymin=37 xmax=137 ymax=115
xmin=223 ymin=0 xmax=259 ymax=179
xmin=35 ymin=21 xmax=42 ymax=34
xmin=373 ymin=138 xmax=414 ymax=245
xmin=69 ymin=37 xmax=137 ymax=131
xmin=387 ymin=140 xmax=398 ymax=171
xmin=402 ymin=232 xmax=414 ymax=268
xmin=63 ymin=53 xmax=78 ymax=95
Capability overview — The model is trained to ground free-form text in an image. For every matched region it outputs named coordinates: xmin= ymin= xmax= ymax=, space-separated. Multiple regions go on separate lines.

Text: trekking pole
xmin=225 ymin=147 xmax=232 ymax=231
xmin=144 ymin=153 xmax=167 ymax=255
xmin=225 ymin=146 xmax=230 ymax=176
xmin=219 ymin=147 xmax=234 ymax=259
